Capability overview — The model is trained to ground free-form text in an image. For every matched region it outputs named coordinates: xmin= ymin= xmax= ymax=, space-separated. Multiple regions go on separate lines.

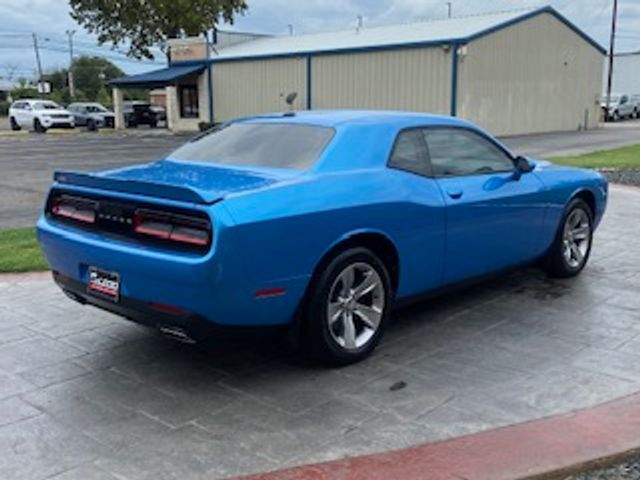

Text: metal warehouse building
xmin=112 ymin=6 xmax=605 ymax=136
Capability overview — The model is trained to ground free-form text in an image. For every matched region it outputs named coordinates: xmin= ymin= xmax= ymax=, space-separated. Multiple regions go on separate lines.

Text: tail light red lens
xmin=133 ymin=209 xmax=211 ymax=248
xmin=51 ymin=195 xmax=97 ymax=224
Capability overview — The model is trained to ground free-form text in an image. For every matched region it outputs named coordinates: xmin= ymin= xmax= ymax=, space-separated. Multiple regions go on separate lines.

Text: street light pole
xmin=446 ymin=2 xmax=452 ymax=18
xmin=605 ymin=0 xmax=618 ymax=119
xmin=32 ymin=33 xmax=44 ymax=98
xmin=66 ymin=29 xmax=76 ymax=98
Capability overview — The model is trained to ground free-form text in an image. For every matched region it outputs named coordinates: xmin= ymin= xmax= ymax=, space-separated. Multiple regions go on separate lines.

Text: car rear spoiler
xmin=53 ymin=171 xmax=212 ymax=204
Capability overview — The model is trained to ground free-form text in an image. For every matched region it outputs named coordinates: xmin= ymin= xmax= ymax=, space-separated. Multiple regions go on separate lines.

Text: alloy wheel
xmin=326 ymin=262 xmax=385 ymax=351
xmin=562 ymin=208 xmax=591 ymax=269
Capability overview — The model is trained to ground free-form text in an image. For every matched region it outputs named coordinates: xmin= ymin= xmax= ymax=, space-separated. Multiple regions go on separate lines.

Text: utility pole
xmin=446 ymin=2 xmax=452 ymax=18
xmin=32 ymin=33 xmax=44 ymax=98
xmin=605 ymin=0 xmax=618 ymax=118
xmin=66 ymin=29 xmax=76 ymax=98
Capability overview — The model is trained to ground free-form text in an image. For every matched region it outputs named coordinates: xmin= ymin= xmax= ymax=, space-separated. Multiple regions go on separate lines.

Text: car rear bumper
xmin=51 ymin=270 xmax=237 ymax=341
xmin=37 ymin=215 xmax=307 ymax=329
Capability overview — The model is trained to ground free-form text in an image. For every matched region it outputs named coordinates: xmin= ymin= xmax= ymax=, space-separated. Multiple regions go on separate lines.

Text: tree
xmin=2 ymin=63 xmax=19 ymax=81
xmin=69 ymin=0 xmax=248 ymax=59
xmin=43 ymin=56 xmax=125 ymax=104
xmin=72 ymin=56 xmax=123 ymax=100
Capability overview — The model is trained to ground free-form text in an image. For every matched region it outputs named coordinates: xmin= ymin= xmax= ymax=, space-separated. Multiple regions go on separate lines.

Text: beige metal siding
xmin=459 ymin=12 xmax=604 ymax=136
xmin=311 ymin=47 xmax=451 ymax=114
xmin=212 ymin=57 xmax=307 ymax=121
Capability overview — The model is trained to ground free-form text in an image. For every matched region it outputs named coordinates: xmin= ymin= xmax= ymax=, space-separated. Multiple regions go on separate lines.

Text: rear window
xmin=34 ymin=101 xmax=61 ymax=110
xmin=168 ymin=122 xmax=335 ymax=170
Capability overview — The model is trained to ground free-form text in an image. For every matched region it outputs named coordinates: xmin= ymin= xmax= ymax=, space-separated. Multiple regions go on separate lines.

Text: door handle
xmin=446 ymin=188 xmax=463 ymax=200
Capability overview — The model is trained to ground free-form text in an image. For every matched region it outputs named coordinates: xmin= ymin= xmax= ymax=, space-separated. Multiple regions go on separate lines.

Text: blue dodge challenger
xmin=37 ymin=111 xmax=608 ymax=364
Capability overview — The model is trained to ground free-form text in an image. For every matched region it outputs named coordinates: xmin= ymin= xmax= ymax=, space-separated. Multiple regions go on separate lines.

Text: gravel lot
xmin=570 ymin=456 xmax=640 ymax=480
xmin=600 ymin=169 xmax=640 ymax=187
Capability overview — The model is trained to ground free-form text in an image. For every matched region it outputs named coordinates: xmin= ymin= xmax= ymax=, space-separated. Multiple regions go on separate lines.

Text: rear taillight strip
xmin=133 ymin=209 xmax=211 ymax=248
xmin=47 ymin=192 xmax=212 ymax=251
xmin=51 ymin=196 xmax=97 ymax=224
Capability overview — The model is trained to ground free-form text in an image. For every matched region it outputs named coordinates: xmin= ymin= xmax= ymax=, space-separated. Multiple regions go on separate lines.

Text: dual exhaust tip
xmin=158 ymin=325 xmax=197 ymax=344
xmin=63 ymin=288 xmax=197 ymax=345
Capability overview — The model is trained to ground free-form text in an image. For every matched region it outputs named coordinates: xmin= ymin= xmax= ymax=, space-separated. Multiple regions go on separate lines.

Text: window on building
xmin=179 ymin=85 xmax=198 ymax=118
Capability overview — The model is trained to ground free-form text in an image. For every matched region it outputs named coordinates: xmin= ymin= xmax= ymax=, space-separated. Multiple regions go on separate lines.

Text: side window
xmin=388 ymin=129 xmax=431 ymax=177
xmin=620 ymin=95 xmax=628 ymax=104
xmin=425 ymin=129 xmax=514 ymax=177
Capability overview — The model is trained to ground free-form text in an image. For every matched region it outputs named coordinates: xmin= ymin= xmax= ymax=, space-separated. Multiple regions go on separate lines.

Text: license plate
xmin=87 ymin=267 xmax=120 ymax=302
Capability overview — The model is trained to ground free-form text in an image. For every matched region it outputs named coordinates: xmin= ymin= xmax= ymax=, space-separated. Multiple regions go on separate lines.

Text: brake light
xmin=133 ymin=209 xmax=211 ymax=248
xmin=51 ymin=195 xmax=97 ymax=224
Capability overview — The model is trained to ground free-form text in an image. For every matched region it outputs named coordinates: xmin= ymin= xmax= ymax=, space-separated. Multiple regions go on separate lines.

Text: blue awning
xmin=109 ymin=63 xmax=206 ymax=88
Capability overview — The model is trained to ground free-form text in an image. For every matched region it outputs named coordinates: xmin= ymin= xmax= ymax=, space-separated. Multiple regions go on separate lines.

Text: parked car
xmin=37 ymin=111 xmax=608 ymax=365
xmin=123 ymin=101 xmax=158 ymax=128
xmin=150 ymin=104 xmax=167 ymax=124
xmin=601 ymin=93 xmax=635 ymax=121
xmin=9 ymin=99 xmax=74 ymax=132
xmin=630 ymin=94 xmax=640 ymax=119
xmin=67 ymin=102 xmax=115 ymax=130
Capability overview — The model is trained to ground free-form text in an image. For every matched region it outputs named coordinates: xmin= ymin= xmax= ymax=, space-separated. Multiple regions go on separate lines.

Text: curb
xmin=235 ymin=392 xmax=640 ymax=480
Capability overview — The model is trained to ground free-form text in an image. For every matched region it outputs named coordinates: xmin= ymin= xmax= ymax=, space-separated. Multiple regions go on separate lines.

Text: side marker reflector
xmin=255 ymin=288 xmax=287 ymax=299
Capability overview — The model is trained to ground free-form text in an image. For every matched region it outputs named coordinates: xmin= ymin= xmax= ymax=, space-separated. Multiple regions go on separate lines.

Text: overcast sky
xmin=0 ymin=0 xmax=638 ymax=80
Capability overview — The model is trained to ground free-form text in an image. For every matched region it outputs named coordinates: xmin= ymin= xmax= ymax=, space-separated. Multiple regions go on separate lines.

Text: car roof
xmin=237 ymin=110 xmax=475 ymax=129
xmin=14 ymin=99 xmax=49 ymax=103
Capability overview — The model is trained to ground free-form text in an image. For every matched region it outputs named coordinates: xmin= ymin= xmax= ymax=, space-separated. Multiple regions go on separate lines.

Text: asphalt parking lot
xmin=1 ymin=120 xmax=640 ymax=229
xmin=0 ymin=131 xmax=189 ymax=228
xmin=1 ymin=184 xmax=639 ymax=479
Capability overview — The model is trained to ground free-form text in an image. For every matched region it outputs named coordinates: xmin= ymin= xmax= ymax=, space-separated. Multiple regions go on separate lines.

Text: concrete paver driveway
xmin=1 ymin=185 xmax=639 ymax=480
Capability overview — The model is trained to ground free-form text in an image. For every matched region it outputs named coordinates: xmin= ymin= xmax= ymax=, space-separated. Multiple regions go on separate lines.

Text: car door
xmin=12 ymin=102 xmax=26 ymax=126
xmin=386 ymin=128 xmax=446 ymax=297
xmin=620 ymin=95 xmax=633 ymax=117
xmin=21 ymin=102 xmax=34 ymax=126
xmin=424 ymin=127 xmax=547 ymax=285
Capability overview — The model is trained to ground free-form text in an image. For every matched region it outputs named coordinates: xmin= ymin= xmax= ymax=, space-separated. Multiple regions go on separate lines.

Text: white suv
xmin=630 ymin=94 xmax=640 ymax=119
xmin=600 ymin=93 xmax=635 ymax=121
xmin=9 ymin=99 xmax=75 ymax=133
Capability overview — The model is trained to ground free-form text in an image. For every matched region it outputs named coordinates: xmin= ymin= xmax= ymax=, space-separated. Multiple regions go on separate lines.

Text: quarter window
xmin=425 ymin=129 xmax=514 ymax=177
xmin=388 ymin=129 xmax=431 ymax=177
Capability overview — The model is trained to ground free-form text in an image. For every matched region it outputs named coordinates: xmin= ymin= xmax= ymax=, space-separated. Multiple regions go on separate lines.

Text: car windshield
xmin=33 ymin=101 xmax=61 ymax=110
xmin=168 ymin=122 xmax=335 ymax=170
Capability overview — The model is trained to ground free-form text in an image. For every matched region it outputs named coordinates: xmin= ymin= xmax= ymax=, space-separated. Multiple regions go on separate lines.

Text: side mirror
xmin=513 ymin=156 xmax=534 ymax=180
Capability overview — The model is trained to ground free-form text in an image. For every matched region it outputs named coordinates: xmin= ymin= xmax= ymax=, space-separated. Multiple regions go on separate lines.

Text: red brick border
xmin=237 ymin=392 xmax=640 ymax=480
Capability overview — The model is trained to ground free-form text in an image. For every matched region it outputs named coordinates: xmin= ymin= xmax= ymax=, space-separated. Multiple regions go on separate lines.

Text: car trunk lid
xmin=54 ymin=160 xmax=296 ymax=204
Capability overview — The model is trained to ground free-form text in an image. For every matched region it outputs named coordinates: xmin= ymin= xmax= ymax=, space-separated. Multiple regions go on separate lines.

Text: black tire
xmin=544 ymin=198 xmax=593 ymax=278
xmin=33 ymin=118 xmax=47 ymax=133
xmin=9 ymin=117 xmax=20 ymax=131
xmin=87 ymin=118 xmax=97 ymax=132
xmin=303 ymin=247 xmax=392 ymax=366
